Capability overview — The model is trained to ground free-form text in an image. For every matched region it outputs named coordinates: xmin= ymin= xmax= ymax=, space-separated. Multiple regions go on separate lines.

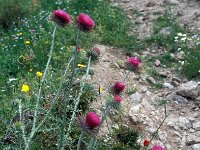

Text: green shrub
xmin=0 ymin=0 xmax=30 ymax=29
xmin=182 ymin=45 xmax=200 ymax=79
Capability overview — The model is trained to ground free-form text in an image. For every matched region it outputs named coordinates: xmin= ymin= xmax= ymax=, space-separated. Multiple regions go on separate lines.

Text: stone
xmin=129 ymin=104 xmax=150 ymax=124
xmin=171 ymin=80 xmax=180 ymax=87
xmin=186 ymin=132 xmax=200 ymax=145
xmin=167 ymin=116 xmax=192 ymax=130
xmin=193 ymin=121 xmax=200 ymax=131
xmin=146 ymin=76 xmax=156 ymax=84
xmin=178 ymin=117 xmax=192 ymax=130
xmin=172 ymin=77 xmax=181 ymax=83
xmin=129 ymin=92 xmax=141 ymax=104
xmin=146 ymin=1 xmax=156 ymax=7
xmin=177 ymin=81 xmax=199 ymax=98
xmin=163 ymin=83 xmax=174 ymax=89
xmin=176 ymin=51 xmax=185 ymax=60
xmin=159 ymin=71 xmax=168 ymax=77
xmin=163 ymin=0 xmax=179 ymax=4
xmin=192 ymin=144 xmax=200 ymax=150
xmin=196 ymin=96 xmax=200 ymax=101
xmin=154 ymin=59 xmax=161 ymax=66
xmin=170 ymin=53 xmax=175 ymax=59
xmin=159 ymin=27 xmax=173 ymax=36
xmin=171 ymin=95 xmax=189 ymax=104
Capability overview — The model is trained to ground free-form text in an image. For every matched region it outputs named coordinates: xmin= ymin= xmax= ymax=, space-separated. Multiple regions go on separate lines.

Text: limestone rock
xmin=186 ymin=132 xmax=200 ymax=145
xmin=155 ymin=59 xmax=161 ymax=66
xmin=177 ymin=81 xmax=199 ymax=98
xmin=129 ymin=104 xmax=150 ymax=124
xmin=129 ymin=92 xmax=141 ymax=104
xmin=146 ymin=76 xmax=156 ymax=84
xmin=171 ymin=95 xmax=189 ymax=104
xmin=163 ymin=83 xmax=174 ymax=89
xmin=193 ymin=121 xmax=200 ymax=131
xmin=192 ymin=144 xmax=200 ymax=150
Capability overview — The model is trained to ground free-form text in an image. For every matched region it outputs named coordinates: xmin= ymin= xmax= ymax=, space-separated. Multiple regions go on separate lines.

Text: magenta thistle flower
xmin=76 ymin=13 xmax=95 ymax=32
xmin=113 ymin=95 xmax=123 ymax=103
xmin=151 ymin=145 xmax=165 ymax=150
xmin=127 ymin=57 xmax=141 ymax=70
xmin=112 ymin=81 xmax=125 ymax=94
xmin=85 ymin=112 xmax=100 ymax=129
xmin=52 ymin=10 xmax=70 ymax=27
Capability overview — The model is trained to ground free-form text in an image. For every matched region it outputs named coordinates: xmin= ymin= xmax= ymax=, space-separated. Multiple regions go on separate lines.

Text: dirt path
xmin=89 ymin=1 xmax=200 ymax=150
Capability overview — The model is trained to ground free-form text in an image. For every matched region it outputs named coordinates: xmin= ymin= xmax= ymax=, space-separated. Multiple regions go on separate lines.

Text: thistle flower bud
xmin=112 ymin=81 xmax=125 ymax=94
xmin=113 ymin=95 xmax=123 ymax=103
xmin=87 ymin=47 xmax=100 ymax=60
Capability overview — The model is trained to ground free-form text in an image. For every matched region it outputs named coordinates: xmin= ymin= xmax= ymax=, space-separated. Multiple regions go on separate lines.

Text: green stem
xmin=59 ymin=30 xmax=80 ymax=150
xmin=122 ymin=70 xmax=130 ymax=82
xmin=18 ymin=99 xmax=27 ymax=147
xmin=149 ymin=114 xmax=169 ymax=144
xmin=35 ymin=57 xmax=74 ymax=131
xmin=87 ymin=104 xmax=111 ymax=150
xmin=62 ymin=56 xmax=91 ymax=149
xmin=25 ymin=25 xmax=57 ymax=150
xmin=77 ymin=131 xmax=84 ymax=150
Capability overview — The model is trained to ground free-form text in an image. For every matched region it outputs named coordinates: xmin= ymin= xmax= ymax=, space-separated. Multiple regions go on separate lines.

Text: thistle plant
xmin=10 ymin=9 xmax=97 ymax=150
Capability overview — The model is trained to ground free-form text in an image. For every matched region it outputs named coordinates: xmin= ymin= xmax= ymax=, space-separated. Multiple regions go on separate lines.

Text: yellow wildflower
xmin=25 ymin=41 xmax=31 ymax=45
xmin=99 ymin=87 xmax=103 ymax=93
xmin=36 ymin=72 xmax=43 ymax=77
xmin=77 ymin=64 xmax=86 ymax=68
xmin=21 ymin=84 xmax=29 ymax=92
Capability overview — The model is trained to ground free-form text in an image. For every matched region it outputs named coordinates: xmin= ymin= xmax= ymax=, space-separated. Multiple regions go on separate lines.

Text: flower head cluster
xmin=112 ymin=81 xmax=125 ymax=95
xmin=76 ymin=13 xmax=95 ymax=32
xmin=110 ymin=81 xmax=125 ymax=104
xmin=77 ymin=112 xmax=100 ymax=135
xmin=151 ymin=145 xmax=165 ymax=150
xmin=52 ymin=10 xmax=70 ymax=27
xmin=126 ymin=57 xmax=141 ymax=70
xmin=87 ymin=47 xmax=100 ymax=60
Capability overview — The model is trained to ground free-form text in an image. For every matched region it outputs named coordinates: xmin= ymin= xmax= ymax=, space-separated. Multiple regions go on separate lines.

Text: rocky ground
xmin=89 ymin=0 xmax=200 ymax=150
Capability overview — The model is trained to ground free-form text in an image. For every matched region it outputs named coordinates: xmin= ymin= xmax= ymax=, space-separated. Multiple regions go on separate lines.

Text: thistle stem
xmin=77 ymin=131 xmax=84 ymax=150
xmin=25 ymin=25 xmax=57 ymax=150
xmin=59 ymin=30 xmax=81 ymax=150
xmin=62 ymin=56 xmax=91 ymax=149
